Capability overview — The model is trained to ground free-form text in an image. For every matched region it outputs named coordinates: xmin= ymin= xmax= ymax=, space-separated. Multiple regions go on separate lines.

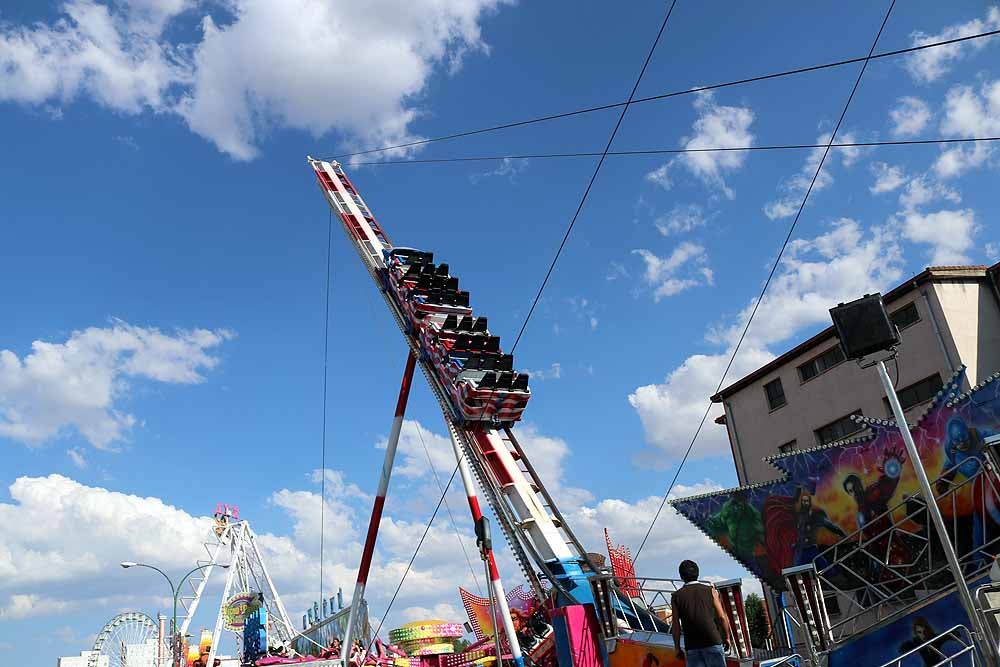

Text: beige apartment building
xmin=713 ymin=263 xmax=1000 ymax=486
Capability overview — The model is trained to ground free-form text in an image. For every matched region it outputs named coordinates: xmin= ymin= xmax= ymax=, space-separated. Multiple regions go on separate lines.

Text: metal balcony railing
xmin=974 ymin=581 xmax=1000 ymax=658
xmin=875 ymin=624 xmax=977 ymax=667
xmin=810 ymin=457 xmax=1000 ymax=643
xmin=592 ymin=573 xmax=683 ymax=635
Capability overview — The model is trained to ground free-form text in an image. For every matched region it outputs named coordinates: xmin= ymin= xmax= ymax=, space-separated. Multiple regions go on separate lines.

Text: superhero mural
xmin=671 ymin=368 xmax=1000 ymax=589
xmin=826 ymin=578 xmax=986 ymax=667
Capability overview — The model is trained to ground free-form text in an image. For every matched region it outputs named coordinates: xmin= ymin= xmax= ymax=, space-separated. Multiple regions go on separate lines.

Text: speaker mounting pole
xmin=876 ymin=358 xmax=996 ymax=665
xmin=830 ymin=293 xmax=997 ymax=665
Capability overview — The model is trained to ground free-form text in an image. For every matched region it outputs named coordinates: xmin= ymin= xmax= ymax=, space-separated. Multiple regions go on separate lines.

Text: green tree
xmin=745 ymin=593 xmax=769 ymax=649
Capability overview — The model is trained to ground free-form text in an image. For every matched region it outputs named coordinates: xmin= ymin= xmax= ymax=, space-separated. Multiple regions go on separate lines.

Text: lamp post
xmin=121 ymin=561 xmax=229 ymax=667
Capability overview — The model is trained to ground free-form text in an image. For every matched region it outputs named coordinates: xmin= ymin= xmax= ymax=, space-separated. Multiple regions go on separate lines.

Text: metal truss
xmin=811 ymin=457 xmax=1000 ymax=644
xmin=176 ymin=519 xmax=297 ymax=665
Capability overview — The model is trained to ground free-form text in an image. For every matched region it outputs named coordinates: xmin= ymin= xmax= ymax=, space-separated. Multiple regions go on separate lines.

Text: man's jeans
xmin=686 ymin=644 xmax=727 ymax=667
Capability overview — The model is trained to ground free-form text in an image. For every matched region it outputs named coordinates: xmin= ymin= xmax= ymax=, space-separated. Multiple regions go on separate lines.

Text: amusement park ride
xmin=112 ymin=159 xmax=1000 ymax=667
xmin=300 ymin=158 xmax=1000 ymax=667
xmin=303 ymin=157 xmax=759 ymax=667
xmin=93 ymin=160 xmax=1000 ymax=667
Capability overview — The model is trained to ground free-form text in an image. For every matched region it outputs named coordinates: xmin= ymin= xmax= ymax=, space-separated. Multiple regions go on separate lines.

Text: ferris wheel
xmin=89 ymin=611 xmax=161 ymax=667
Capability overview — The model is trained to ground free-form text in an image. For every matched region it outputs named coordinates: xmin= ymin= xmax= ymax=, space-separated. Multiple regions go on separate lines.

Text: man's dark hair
xmin=679 ymin=559 xmax=699 ymax=582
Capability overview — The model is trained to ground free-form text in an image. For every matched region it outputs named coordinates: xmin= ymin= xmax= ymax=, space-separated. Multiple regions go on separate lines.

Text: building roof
xmin=710 ymin=264 xmax=992 ymax=403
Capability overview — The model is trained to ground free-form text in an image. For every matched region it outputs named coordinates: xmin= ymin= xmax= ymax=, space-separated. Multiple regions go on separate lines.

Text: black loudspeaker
xmin=474 ymin=516 xmax=492 ymax=552
xmin=829 ymin=293 xmax=900 ymax=360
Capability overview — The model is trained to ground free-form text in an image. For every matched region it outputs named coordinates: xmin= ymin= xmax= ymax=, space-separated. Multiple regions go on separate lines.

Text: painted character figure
xmin=936 ymin=417 xmax=993 ymax=492
xmin=842 ymin=448 xmax=915 ymax=591
xmin=705 ymin=491 xmax=766 ymax=571
xmin=898 ymin=617 xmax=960 ymax=666
xmin=842 ymin=448 xmax=906 ymax=532
xmin=935 ymin=417 xmax=1000 ymax=563
xmin=792 ymin=491 xmax=847 ymax=564
xmin=762 ymin=487 xmax=845 ymax=577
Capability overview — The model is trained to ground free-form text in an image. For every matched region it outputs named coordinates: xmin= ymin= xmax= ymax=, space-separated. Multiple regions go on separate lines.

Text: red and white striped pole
xmin=448 ymin=428 xmax=525 ymax=667
xmin=343 ymin=352 xmax=417 ymax=657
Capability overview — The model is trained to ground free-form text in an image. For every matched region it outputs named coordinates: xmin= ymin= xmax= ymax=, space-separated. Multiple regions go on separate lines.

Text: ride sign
xmin=223 ymin=592 xmax=261 ymax=631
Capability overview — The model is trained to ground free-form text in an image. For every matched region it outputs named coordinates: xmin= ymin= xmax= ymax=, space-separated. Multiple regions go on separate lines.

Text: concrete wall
xmin=725 ymin=292 xmax=958 ymax=485
xmin=931 ymin=279 xmax=1000 ymax=385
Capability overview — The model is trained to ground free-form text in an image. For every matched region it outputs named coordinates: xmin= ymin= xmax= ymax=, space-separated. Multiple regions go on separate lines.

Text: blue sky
xmin=2 ymin=0 xmax=999 ymax=661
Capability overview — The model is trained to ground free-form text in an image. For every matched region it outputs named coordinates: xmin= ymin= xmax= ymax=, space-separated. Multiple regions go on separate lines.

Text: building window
xmin=815 ymin=410 xmax=863 ymax=446
xmin=890 ymin=302 xmax=920 ymax=330
xmin=764 ymin=378 xmax=787 ymax=410
xmin=798 ymin=346 xmax=847 ymax=382
xmin=884 ymin=374 xmax=943 ymax=415
xmin=778 ymin=440 xmax=797 ymax=454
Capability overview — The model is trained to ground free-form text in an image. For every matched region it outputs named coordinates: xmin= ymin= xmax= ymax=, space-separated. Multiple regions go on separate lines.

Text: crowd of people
xmin=256 ymin=636 xmax=403 ymax=665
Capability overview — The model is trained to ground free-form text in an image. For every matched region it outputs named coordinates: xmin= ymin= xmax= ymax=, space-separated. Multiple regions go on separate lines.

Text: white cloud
xmin=399 ymin=602 xmax=464 ymax=624
xmin=645 ymin=91 xmax=755 ymax=199
xmin=0 ymin=593 xmax=74 ymax=620
xmin=113 ymin=134 xmax=140 ymax=150
xmin=566 ymin=484 xmax=725 ymax=569
xmin=941 ymin=80 xmax=1000 ymax=136
xmin=898 ymin=208 xmax=977 ymax=265
xmin=0 ymin=320 xmax=232 ymax=449
xmin=0 ymin=0 xmax=189 ymax=111
xmin=379 ymin=420 xmax=457 ymax=482
xmin=631 ymin=219 xmax=903 ymax=458
xmin=930 ymin=79 xmax=1000 ymax=178
xmin=889 ymin=96 xmax=932 ymax=137
xmin=0 ymin=422 xmax=763 ymax=640
xmin=525 ymin=363 xmax=562 ymax=381
xmin=836 ymin=131 xmax=863 ymax=168
xmin=764 ymin=131 xmax=859 ymax=220
xmin=632 ymin=242 xmax=713 ymax=301
xmin=762 ymin=198 xmax=798 ymax=221
xmin=605 ymin=261 xmax=630 ymax=282
xmin=903 ymin=8 xmax=1000 ymax=83
xmin=716 ymin=219 xmax=903 ymax=348
xmin=898 ymin=174 xmax=960 ymax=210
xmin=655 ymin=204 xmax=707 ymax=236
xmin=511 ymin=423 xmax=593 ymax=510
xmin=0 ymin=472 xmax=474 ymax=633
xmin=869 ymin=162 xmax=906 ymax=194
xmin=567 ymin=297 xmax=600 ymax=331
xmin=645 ymin=163 xmax=672 ymax=190
xmin=0 ymin=475 xmax=212 ymax=592
xmin=67 ymin=447 xmax=87 ymax=469
xmin=933 ymin=142 xmax=992 ymax=179
xmin=986 ymin=242 xmax=999 ymax=262
xmin=0 ymin=0 xmax=510 ymax=160
xmin=629 ymin=348 xmax=773 ymax=461
xmin=469 ymin=158 xmax=529 ymax=184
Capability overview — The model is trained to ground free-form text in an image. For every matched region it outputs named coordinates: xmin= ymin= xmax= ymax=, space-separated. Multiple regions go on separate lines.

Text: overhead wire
xmin=345 ymin=136 xmax=1000 ymax=166
xmin=316 ymin=0 xmax=975 ymax=632
xmin=320 ymin=27 xmax=1000 ymax=161
xmin=363 ymin=463 xmax=461 ymax=659
xmin=632 ymin=0 xmax=898 ymax=564
xmin=415 ymin=422 xmax=484 ymax=594
xmin=356 ymin=0 xmax=683 ymax=631
xmin=319 ymin=209 xmax=334 ymax=605
xmin=510 ymin=0 xmax=680 ymax=352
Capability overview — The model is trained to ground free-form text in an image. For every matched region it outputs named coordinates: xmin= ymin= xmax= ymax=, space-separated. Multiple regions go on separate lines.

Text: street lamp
xmin=121 ymin=561 xmax=230 ymax=667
